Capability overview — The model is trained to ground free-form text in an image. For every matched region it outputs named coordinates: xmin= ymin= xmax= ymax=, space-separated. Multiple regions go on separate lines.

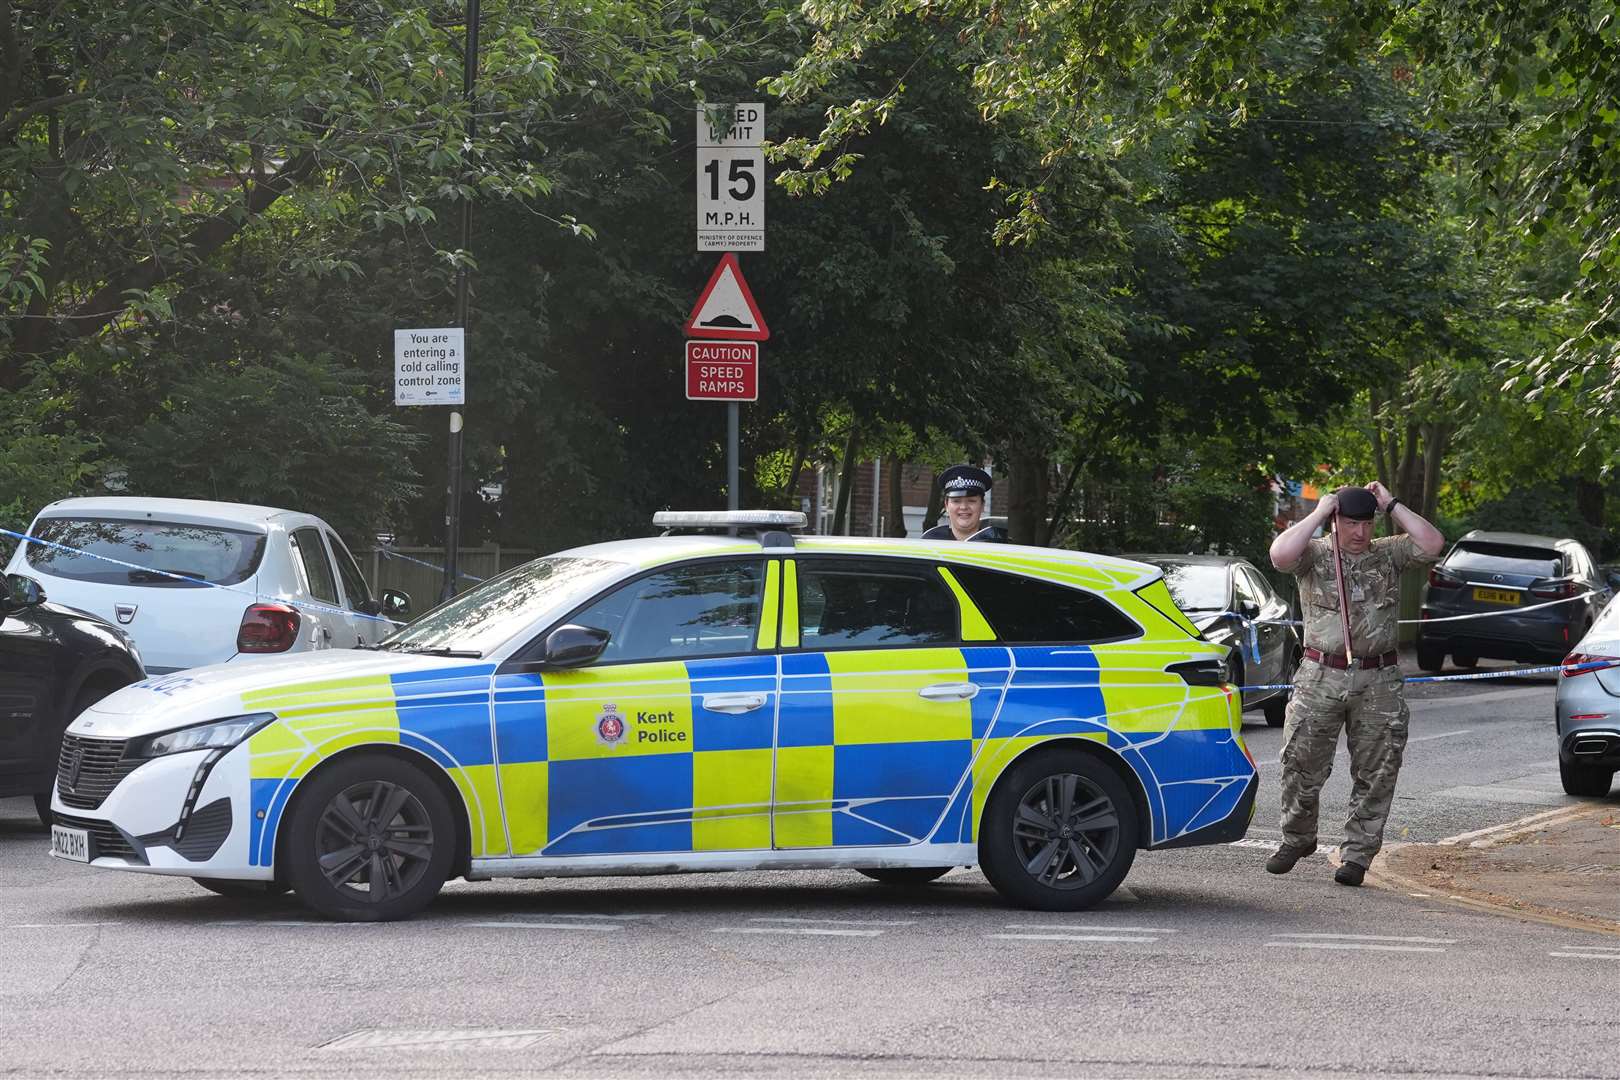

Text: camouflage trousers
xmin=1278 ymin=659 xmax=1411 ymax=868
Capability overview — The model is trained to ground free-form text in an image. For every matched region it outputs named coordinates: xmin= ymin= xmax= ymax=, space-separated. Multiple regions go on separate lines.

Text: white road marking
xmin=539 ymin=913 xmax=665 ymax=921
xmin=1435 ymin=803 xmax=1591 ymax=847
xmin=712 ymin=926 xmax=884 ymax=937
xmin=1264 ymin=942 xmax=1446 ymax=954
xmin=462 ymin=921 xmax=622 ymax=932
xmin=748 ymin=916 xmax=916 ymax=927
xmin=1561 ymin=944 xmax=1620 ymax=951
xmin=1271 ymin=932 xmax=1457 ymax=944
xmin=1407 ymin=728 xmax=1475 ymax=743
xmin=988 ymin=933 xmax=1158 ymax=943
xmin=1549 ymin=952 xmax=1620 ymax=960
xmin=9 ymin=922 xmax=121 ymax=929
xmin=1004 ymin=923 xmax=1179 ymax=933
xmin=207 ymin=920 xmax=374 ymax=928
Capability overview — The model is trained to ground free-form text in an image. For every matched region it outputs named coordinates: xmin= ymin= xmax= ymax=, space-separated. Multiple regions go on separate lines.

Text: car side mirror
xmin=1238 ymin=599 xmax=1261 ymax=620
xmin=5 ymin=573 xmax=46 ymax=609
xmin=381 ymin=589 xmax=411 ymax=620
xmin=542 ymin=624 xmax=611 ymax=668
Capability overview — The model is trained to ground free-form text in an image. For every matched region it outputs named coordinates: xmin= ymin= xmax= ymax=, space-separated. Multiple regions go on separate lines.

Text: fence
xmin=363 ymin=545 xmax=537 ymax=609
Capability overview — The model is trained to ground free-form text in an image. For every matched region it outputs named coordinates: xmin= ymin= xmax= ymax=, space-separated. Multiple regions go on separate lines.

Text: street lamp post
xmin=442 ymin=0 xmax=480 ymax=603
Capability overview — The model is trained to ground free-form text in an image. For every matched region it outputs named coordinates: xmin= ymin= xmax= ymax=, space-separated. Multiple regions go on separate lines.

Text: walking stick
xmin=1330 ymin=517 xmax=1353 ymax=665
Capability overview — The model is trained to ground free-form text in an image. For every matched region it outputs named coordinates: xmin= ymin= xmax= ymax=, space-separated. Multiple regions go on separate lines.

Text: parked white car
xmin=5 ymin=498 xmax=410 ymax=674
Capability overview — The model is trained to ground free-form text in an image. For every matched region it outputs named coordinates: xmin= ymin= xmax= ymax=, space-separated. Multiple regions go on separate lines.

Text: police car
xmin=48 ymin=512 xmax=1256 ymax=921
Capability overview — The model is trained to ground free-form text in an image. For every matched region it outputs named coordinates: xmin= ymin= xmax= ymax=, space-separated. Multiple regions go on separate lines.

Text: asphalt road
xmin=2 ymin=663 xmax=1616 ymax=1079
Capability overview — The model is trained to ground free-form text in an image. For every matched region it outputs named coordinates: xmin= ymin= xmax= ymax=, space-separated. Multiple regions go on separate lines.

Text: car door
xmin=1236 ymin=564 xmax=1290 ymax=688
xmin=772 ymin=557 xmax=1007 ymax=850
xmin=323 ymin=530 xmax=386 ymax=647
xmin=492 ymin=557 xmax=780 ymax=858
xmin=0 ymin=603 xmax=56 ymax=788
xmin=286 ymin=526 xmax=342 ymax=652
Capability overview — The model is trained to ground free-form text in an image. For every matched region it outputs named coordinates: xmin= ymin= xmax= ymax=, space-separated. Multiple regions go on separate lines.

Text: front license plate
xmin=50 ymin=824 xmax=90 ymax=863
xmin=1472 ymin=586 xmax=1520 ymax=606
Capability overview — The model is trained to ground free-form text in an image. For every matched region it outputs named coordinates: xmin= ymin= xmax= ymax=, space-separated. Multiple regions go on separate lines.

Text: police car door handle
xmin=702 ymin=692 xmax=767 ymax=714
xmin=918 ymin=682 xmax=979 ymax=702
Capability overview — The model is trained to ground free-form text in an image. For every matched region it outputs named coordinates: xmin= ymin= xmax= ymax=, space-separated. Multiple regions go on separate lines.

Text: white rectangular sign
xmin=394 ymin=327 xmax=465 ymax=406
xmin=697 ymin=103 xmax=764 ymax=252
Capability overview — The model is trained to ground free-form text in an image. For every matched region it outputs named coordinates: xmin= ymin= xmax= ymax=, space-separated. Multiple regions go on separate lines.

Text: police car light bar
xmin=652 ymin=510 xmax=807 ymax=529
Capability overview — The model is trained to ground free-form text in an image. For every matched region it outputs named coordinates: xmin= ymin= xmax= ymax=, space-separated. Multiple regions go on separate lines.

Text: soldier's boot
xmin=1334 ymin=861 xmax=1367 ymax=887
xmin=1265 ymin=842 xmax=1317 ymax=875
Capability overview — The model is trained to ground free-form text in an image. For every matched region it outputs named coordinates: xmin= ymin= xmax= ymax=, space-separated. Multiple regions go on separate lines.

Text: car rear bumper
xmin=1417 ymin=624 xmax=1572 ymax=663
xmin=1559 ymin=729 xmax=1620 ymax=769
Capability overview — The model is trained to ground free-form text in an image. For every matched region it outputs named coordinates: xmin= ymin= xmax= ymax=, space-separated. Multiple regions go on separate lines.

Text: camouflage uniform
xmin=1279 ymin=533 xmax=1440 ymax=868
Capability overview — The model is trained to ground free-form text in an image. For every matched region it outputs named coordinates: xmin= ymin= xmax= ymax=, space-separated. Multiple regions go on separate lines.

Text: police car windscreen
xmin=383 ymin=556 xmax=625 ymax=654
xmin=1157 ymin=563 xmax=1228 ymax=613
xmin=26 ymin=517 xmax=266 ymax=587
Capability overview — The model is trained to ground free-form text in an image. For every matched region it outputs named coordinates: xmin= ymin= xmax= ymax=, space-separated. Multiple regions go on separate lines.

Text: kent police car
xmin=49 ymin=512 xmax=1257 ymax=921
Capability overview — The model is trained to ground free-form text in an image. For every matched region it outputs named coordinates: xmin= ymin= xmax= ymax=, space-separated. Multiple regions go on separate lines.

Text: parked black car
xmin=0 ymin=573 xmax=145 ymax=825
xmin=1417 ymin=531 xmax=1612 ymax=672
xmin=1129 ymin=554 xmax=1301 ymax=726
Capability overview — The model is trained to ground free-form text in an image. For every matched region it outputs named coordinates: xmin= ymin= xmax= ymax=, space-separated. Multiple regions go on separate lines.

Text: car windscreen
xmin=25 ymin=517 xmax=266 ymax=587
xmin=1445 ymin=542 xmax=1560 ymax=579
xmin=381 ymin=555 xmax=626 ymax=655
xmin=1155 ymin=562 xmax=1229 ymax=613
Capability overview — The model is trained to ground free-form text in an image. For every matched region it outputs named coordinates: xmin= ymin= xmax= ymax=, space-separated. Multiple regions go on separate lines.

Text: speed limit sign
xmin=697 ymin=103 xmax=764 ymax=252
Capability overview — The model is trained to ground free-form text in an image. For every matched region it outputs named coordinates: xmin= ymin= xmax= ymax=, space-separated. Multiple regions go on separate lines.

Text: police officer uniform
xmin=920 ymin=465 xmax=1007 ymax=542
xmin=1270 ymin=487 xmax=1439 ymax=883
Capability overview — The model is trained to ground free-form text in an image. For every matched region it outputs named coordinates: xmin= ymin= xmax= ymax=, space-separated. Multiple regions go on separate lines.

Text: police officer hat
xmin=939 ymin=464 xmax=992 ymax=499
xmin=1335 ymin=486 xmax=1378 ymax=520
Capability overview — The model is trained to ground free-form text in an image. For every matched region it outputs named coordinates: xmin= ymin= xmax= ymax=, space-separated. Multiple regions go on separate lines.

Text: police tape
xmin=0 ymin=525 xmax=408 ymax=628
xmin=1216 ymin=588 xmax=1602 ymax=633
xmin=1235 ymin=657 xmax=1619 ymax=694
xmin=378 ymin=545 xmax=487 ymax=584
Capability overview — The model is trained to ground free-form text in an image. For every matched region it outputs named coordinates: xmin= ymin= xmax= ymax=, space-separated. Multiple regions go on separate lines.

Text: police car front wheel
xmin=979 ymin=749 xmax=1139 ymax=911
xmin=283 ymin=755 xmax=455 ymax=922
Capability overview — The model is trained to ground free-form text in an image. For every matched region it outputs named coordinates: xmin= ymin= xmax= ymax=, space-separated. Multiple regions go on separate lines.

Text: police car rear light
xmin=237 ymin=603 xmax=300 ymax=653
xmin=652 ymin=511 xmax=807 ymax=529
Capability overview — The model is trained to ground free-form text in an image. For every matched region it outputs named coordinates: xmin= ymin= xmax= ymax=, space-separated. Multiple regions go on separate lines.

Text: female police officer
xmin=920 ymin=465 xmax=1008 ymax=543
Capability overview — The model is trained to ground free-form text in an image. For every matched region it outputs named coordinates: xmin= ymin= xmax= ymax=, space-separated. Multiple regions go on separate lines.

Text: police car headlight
xmin=126 ymin=713 xmax=276 ymax=759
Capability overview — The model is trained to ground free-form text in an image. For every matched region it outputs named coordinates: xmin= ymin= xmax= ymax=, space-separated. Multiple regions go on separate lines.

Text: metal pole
xmin=441 ymin=0 xmax=480 ymax=604
xmin=727 ymin=401 xmax=739 ymax=511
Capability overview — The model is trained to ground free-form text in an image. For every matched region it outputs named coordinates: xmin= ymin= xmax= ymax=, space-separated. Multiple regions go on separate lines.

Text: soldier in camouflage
xmin=1266 ymin=482 xmax=1446 ymax=886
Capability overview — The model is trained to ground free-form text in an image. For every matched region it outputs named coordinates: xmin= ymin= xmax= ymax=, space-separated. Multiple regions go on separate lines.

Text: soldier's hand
xmin=1366 ymin=480 xmax=1393 ymax=511
xmin=1316 ymin=492 xmax=1338 ymax=518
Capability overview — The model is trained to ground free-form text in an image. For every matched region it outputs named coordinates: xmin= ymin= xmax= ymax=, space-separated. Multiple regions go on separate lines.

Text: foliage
xmin=0 ymin=387 xmax=101 ymax=562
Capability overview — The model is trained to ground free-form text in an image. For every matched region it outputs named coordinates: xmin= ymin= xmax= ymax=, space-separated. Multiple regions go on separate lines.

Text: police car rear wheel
xmin=284 ymin=756 xmax=454 ymax=922
xmin=979 ymin=750 xmax=1139 ymax=911
xmin=856 ymin=867 xmax=952 ymax=886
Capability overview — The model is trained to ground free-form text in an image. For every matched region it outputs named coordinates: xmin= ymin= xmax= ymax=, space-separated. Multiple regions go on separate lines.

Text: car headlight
xmin=126 ymin=712 xmax=276 ymax=759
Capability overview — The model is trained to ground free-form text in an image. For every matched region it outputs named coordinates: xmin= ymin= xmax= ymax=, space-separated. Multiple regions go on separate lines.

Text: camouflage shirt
xmin=1284 ymin=534 xmax=1440 ymax=659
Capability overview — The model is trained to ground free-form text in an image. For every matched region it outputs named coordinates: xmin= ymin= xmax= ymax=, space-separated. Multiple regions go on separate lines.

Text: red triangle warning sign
xmin=683 ymin=253 xmax=770 ymax=341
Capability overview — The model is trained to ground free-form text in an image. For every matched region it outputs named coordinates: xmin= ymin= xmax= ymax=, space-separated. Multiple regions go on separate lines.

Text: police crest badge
xmin=596 ymin=703 xmax=627 ymax=746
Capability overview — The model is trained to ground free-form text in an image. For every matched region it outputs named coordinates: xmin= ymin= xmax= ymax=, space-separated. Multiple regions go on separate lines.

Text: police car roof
xmin=563 ymin=533 xmax=1163 ymax=591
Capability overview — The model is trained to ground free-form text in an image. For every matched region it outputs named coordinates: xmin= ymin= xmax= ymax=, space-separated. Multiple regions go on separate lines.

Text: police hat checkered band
xmin=940 ymin=465 xmax=991 ymax=497
xmin=1335 ymin=487 xmax=1377 ymax=520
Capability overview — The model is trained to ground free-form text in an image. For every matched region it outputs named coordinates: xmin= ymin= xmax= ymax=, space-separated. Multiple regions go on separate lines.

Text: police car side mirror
xmin=543 ymin=624 xmax=611 ymax=668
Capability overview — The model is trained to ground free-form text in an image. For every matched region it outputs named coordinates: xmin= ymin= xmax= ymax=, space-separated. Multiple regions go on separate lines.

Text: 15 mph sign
xmin=697 ymin=102 xmax=764 ymax=252
xmin=686 ymin=341 xmax=758 ymax=401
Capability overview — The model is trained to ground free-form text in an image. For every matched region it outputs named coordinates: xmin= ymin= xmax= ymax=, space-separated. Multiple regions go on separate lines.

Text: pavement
xmin=1374 ymin=801 xmax=1620 ymax=935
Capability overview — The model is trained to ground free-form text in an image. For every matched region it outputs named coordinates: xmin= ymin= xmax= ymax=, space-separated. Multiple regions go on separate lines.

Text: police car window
xmin=796 ymin=560 xmax=957 ymax=649
xmin=290 ymin=527 xmax=339 ymax=605
xmin=571 ymin=560 xmax=765 ymax=664
xmin=950 ymin=566 xmax=1139 ymax=644
xmin=326 ymin=531 xmax=372 ymax=609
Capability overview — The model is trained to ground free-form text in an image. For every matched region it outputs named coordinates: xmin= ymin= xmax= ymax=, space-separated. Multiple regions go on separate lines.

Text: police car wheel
xmin=192 ymin=877 xmax=292 ymax=900
xmin=284 ymin=755 xmax=454 ymax=922
xmin=979 ymin=749 xmax=1139 ymax=911
xmin=856 ymin=867 xmax=952 ymax=886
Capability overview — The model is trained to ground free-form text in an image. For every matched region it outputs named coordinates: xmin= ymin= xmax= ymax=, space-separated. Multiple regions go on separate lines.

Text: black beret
xmin=939 ymin=465 xmax=992 ymax=498
xmin=1336 ymin=486 xmax=1378 ymax=520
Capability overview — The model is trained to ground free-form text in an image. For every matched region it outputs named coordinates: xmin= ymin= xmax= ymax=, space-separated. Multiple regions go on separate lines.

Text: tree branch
xmin=0 ymin=91 xmax=87 ymax=141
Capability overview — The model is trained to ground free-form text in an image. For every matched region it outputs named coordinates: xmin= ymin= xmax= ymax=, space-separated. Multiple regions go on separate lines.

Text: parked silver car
xmin=1555 ymin=596 xmax=1620 ymax=797
xmin=1130 ymin=554 xmax=1300 ymax=726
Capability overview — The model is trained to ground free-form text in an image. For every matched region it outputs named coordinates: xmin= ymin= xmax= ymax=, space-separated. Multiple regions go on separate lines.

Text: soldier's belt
xmin=1303 ymin=647 xmax=1399 ymax=671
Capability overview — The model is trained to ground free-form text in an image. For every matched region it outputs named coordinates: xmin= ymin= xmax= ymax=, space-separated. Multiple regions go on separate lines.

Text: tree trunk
xmin=921 ymin=470 xmax=943 ymax=535
xmin=1395 ymin=421 xmax=1420 ymax=504
xmin=831 ymin=431 xmax=859 ymax=536
xmin=1369 ymin=390 xmax=1393 ymax=488
xmin=1419 ymin=424 xmax=1448 ymax=522
xmin=1575 ymin=475 xmax=1604 ymax=529
xmin=883 ymin=456 xmax=906 ymax=536
xmin=1005 ymin=452 xmax=1049 ymax=545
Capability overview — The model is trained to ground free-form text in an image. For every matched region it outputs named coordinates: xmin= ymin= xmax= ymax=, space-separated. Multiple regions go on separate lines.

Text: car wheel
xmin=1263 ymin=695 xmax=1287 ymax=728
xmin=978 ymin=748 xmax=1140 ymax=912
xmin=1416 ymin=644 xmax=1445 ymax=673
xmin=33 ymin=792 xmax=52 ymax=828
xmin=1452 ymin=654 xmax=1478 ymax=669
xmin=1559 ymin=759 xmax=1615 ymax=798
xmin=192 ymin=877 xmax=292 ymax=899
xmin=1226 ymin=656 xmax=1244 ymax=703
xmin=856 ymin=867 xmax=953 ymax=886
xmin=283 ymin=755 xmax=454 ymax=922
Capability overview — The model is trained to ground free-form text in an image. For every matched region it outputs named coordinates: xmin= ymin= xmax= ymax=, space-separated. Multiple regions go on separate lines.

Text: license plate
xmin=1473 ymin=586 xmax=1520 ymax=606
xmin=50 ymin=824 xmax=90 ymax=863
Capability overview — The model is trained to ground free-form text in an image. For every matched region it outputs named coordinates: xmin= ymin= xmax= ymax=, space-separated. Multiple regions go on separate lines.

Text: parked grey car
xmin=1131 ymin=554 xmax=1300 ymax=727
xmin=1555 ymin=596 xmax=1620 ymax=797
xmin=1417 ymin=531 xmax=1610 ymax=672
